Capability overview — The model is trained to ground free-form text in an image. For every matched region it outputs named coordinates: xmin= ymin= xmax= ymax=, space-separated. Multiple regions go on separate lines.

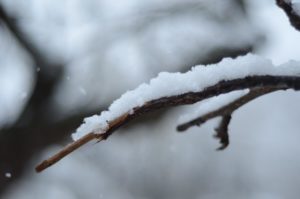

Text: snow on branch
xmin=36 ymin=54 xmax=300 ymax=172
xmin=277 ymin=0 xmax=300 ymax=30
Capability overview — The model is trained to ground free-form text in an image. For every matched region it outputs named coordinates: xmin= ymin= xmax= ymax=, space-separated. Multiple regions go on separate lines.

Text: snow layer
xmin=72 ymin=54 xmax=300 ymax=140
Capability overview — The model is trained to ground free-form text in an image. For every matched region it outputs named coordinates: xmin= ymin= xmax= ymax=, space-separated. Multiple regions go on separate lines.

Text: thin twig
xmin=35 ymin=75 xmax=300 ymax=172
xmin=177 ymin=87 xmax=281 ymax=149
xmin=35 ymin=112 xmax=130 ymax=172
xmin=177 ymin=87 xmax=280 ymax=131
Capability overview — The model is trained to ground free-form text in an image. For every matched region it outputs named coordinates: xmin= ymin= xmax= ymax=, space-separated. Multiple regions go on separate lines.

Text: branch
xmin=35 ymin=133 xmax=102 ymax=172
xmin=177 ymin=87 xmax=280 ymax=149
xmin=36 ymin=75 xmax=300 ymax=172
xmin=276 ymin=0 xmax=300 ymax=31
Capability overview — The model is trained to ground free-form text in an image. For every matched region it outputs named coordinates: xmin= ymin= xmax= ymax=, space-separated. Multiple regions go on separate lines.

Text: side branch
xmin=177 ymin=87 xmax=280 ymax=149
xmin=177 ymin=87 xmax=279 ymax=131
xmin=36 ymin=75 xmax=300 ymax=172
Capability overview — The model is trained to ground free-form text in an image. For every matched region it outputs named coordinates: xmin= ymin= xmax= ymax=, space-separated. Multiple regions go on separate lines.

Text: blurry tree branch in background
xmin=0 ymin=3 xmax=90 ymax=194
xmin=276 ymin=0 xmax=300 ymax=31
xmin=0 ymin=11 xmax=107 ymax=194
xmin=177 ymin=87 xmax=280 ymax=150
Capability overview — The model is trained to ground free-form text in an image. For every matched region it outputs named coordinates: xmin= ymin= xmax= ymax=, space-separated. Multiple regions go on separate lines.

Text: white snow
xmin=72 ymin=54 xmax=300 ymax=140
xmin=5 ymin=172 xmax=12 ymax=178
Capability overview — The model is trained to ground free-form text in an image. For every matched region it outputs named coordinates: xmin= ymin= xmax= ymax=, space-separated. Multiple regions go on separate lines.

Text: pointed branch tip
xmin=35 ymin=132 xmax=101 ymax=172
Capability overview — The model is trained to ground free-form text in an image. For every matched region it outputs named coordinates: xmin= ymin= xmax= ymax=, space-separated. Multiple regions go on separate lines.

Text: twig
xmin=35 ymin=112 xmax=130 ymax=172
xmin=177 ymin=87 xmax=279 ymax=131
xmin=35 ymin=75 xmax=300 ymax=172
xmin=177 ymin=87 xmax=280 ymax=149
xmin=35 ymin=133 xmax=102 ymax=172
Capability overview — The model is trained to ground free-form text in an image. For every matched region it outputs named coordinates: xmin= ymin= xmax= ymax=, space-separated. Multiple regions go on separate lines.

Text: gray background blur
xmin=1 ymin=0 xmax=300 ymax=198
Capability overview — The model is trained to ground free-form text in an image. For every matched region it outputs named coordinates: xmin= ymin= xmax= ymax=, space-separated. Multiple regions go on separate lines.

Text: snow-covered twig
xmin=36 ymin=55 xmax=300 ymax=172
xmin=277 ymin=0 xmax=300 ymax=30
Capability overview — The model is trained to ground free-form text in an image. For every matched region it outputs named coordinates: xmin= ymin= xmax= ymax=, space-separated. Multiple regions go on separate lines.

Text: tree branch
xmin=276 ymin=0 xmax=300 ymax=31
xmin=36 ymin=75 xmax=300 ymax=172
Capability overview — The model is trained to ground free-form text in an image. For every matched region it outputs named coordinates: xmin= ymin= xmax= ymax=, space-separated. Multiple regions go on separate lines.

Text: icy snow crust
xmin=72 ymin=54 xmax=300 ymax=140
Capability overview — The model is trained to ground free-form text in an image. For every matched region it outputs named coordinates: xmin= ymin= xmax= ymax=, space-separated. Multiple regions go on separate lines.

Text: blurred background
xmin=0 ymin=0 xmax=300 ymax=198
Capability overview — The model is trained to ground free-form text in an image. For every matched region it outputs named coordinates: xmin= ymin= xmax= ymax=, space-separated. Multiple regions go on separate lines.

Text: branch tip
xmin=35 ymin=132 xmax=100 ymax=172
